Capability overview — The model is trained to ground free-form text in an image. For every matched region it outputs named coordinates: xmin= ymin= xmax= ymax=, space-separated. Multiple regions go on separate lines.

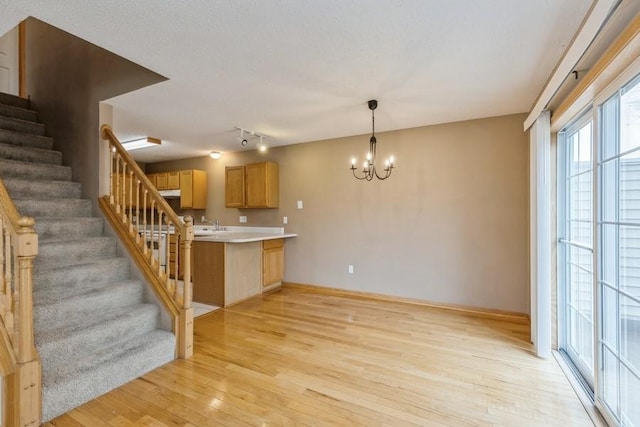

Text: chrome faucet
xmin=202 ymin=218 xmax=221 ymax=230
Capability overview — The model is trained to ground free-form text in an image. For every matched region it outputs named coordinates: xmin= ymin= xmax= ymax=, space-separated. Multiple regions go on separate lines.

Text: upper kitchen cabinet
xmin=180 ymin=169 xmax=207 ymax=209
xmin=167 ymin=171 xmax=180 ymax=190
xmin=225 ymin=161 xmax=279 ymax=208
xmin=225 ymin=166 xmax=245 ymax=208
xmin=155 ymin=172 xmax=168 ymax=190
xmin=147 ymin=173 xmax=157 ymax=188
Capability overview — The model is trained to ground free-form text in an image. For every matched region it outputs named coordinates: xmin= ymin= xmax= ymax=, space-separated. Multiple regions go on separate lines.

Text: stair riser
xmin=34 ymin=282 xmax=143 ymax=333
xmin=4 ymin=179 xmax=81 ymax=199
xmin=35 ymin=218 xmax=103 ymax=242
xmin=0 ymin=94 xmax=30 ymax=109
xmin=0 ymin=143 xmax=61 ymax=165
xmin=0 ymin=103 xmax=38 ymax=122
xmin=0 ymin=159 xmax=70 ymax=181
xmin=0 ymin=115 xmax=45 ymax=136
xmin=15 ymin=199 xmax=92 ymax=218
xmin=41 ymin=331 xmax=175 ymax=422
xmin=38 ymin=306 xmax=160 ymax=371
xmin=0 ymin=128 xmax=52 ymax=150
xmin=36 ymin=238 xmax=116 ymax=272
xmin=34 ymin=258 xmax=129 ymax=292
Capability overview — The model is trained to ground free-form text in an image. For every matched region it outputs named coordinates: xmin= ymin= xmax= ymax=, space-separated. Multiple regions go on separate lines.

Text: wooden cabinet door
xmin=179 ymin=170 xmax=193 ymax=209
xmin=156 ymin=172 xmax=168 ymax=190
xmin=191 ymin=170 xmax=207 ymax=209
xmin=193 ymin=241 xmax=225 ymax=306
xmin=147 ymin=173 xmax=157 ymax=188
xmin=225 ymin=166 xmax=245 ymax=207
xmin=167 ymin=171 xmax=180 ymax=189
xmin=262 ymin=239 xmax=284 ymax=287
xmin=245 ymin=162 xmax=279 ymax=208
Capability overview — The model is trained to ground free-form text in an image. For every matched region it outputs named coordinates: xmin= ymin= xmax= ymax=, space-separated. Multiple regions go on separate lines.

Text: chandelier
xmin=350 ymin=100 xmax=395 ymax=180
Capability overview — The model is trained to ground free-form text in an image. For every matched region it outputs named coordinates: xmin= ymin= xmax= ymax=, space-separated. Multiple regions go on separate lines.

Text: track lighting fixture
xmin=236 ymin=127 xmax=270 ymax=152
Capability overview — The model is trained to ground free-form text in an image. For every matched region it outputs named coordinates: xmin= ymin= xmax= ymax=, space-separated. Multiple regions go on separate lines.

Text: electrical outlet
xmin=348 ymin=265 xmax=354 ymax=274
xmin=239 ymin=215 xmax=247 ymax=223
xmin=201 ymin=215 xmax=206 ymax=222
xmin=297 ymin=200 xmax=303 ymax=209
xmin=283 ymin=216 xmax=288 ymax=224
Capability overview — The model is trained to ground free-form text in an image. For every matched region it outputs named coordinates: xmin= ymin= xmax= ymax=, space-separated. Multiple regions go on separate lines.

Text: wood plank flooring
xmin=45 ymin=286 xmax=593 ymax=426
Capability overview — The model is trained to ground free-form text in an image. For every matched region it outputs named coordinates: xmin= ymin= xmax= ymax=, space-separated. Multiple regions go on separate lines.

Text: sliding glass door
xmin=559 ymin=113 xmax=595 ymax=388
xmin=598 ymin=74 xmax=640 ymax=427
xmin=559 ymin=72 xmax=640 ymax=427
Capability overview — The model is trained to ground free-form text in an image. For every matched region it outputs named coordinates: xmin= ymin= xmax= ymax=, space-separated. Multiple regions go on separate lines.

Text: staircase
xmin=0 ymin=92 xmax=176 ymax=422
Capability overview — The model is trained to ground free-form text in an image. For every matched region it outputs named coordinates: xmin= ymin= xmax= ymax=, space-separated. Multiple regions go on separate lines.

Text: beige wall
xmin=24 ymin=18 xmax=166 ymax=213
xmin=148 ymin=113 xmax=530 ymax=314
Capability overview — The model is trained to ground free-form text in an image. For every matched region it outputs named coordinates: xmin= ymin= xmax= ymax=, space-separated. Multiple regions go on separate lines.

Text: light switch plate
xmin=239 ymin=215 xmax=247 ymax=223
xmin=297 ymin=200 xmax=303 ymax=209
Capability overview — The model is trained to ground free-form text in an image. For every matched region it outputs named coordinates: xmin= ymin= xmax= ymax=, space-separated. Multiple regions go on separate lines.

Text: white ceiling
xmin=3 ymin=0 xmax=594 ymax=163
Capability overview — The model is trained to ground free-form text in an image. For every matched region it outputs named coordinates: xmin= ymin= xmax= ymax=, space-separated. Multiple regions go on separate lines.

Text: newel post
xmin=9 ymin=217 xmax=41 ymax=426
xmin=178 ymin=216 xmax=194 ymax=359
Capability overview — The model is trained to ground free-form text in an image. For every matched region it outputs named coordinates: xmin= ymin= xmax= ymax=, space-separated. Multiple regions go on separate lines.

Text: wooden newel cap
xmin=183 ymin=216 xmax=193 ymax=225
xmin=17 ymin=217 xmax=35 ymax=228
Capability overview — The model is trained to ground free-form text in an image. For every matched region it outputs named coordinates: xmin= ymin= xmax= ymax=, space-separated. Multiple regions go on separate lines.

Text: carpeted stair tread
xmin=14 ymin=197 xmax=92 ymax=218
xmin=37 ymin=304 xmax=160 ymax=370
xmin=33 ymin=278 xmax=142 ymax=314
xmin=0 ymin=102 xmax=38 ymax=122
xmin=0 ymin=127 xmax=53 ymax=150
xmin=33 ymin=257 xmax=129 ymax=291
xmin=0 ymin=114 xmax=45 ymax=135
xmin=0 ymin=157 xmax=70 ymax=180
xmin=36 ymin=236 xmax=116 ymax=272
xmin=34 ymin=280 xmax=144 ymax=337
xmin=41 ymin=329 xmax=175 ymax=422
xmin=0 ymin=142 xmax=62 ymax=165
xmin=35 ymin=217 xmax=104 ymax=241
xmin=0 ymin=93 xmax=30 ymax=109
xmin=4 ymin=178 xmax=81 ymax=199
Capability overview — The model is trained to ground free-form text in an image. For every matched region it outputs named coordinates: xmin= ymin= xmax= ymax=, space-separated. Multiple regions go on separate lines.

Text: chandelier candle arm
xmin=350 ymin=99 xmax=395 ymax=181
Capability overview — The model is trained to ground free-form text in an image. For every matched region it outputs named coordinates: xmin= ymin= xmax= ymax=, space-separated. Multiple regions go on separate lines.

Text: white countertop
xmin=193 ymin=226 xmax=297 ymax=243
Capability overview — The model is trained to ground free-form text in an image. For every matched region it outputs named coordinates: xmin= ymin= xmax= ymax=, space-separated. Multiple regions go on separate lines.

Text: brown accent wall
xmin=148 ymin=113 xmax=530 ymax=314
xmin=23 ymin=17 xmax=166 ymax=212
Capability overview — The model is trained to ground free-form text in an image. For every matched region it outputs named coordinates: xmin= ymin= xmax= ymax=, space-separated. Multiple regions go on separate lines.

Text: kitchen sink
xmin=193 ymin=230 xmax=234 ymax=237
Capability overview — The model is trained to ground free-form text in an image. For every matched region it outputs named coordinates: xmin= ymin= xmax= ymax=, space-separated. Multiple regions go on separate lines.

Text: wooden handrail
xmin=101 ymin=125 xmax=186 ymax=237
xmin=99 ymin=124 xmax=194 ymax=359
xmin=0 ymin=178 xmax=41 ymax=426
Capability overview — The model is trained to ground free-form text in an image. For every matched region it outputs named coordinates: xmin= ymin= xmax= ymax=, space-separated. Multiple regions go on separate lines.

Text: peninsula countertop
xmin=193 ymin=226 xmax=297 ymax=243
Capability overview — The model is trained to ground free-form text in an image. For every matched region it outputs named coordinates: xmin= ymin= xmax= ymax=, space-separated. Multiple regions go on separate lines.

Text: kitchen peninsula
xmin=192 ymin=226 xmax=296 ymax=307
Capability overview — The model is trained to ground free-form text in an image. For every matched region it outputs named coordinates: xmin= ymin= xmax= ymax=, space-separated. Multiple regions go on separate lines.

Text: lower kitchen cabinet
xmin=262 ymin=238 xmax=284 ymax=289
xmin=193 ymin=241 xmax=262 ymax=307
xmin=192 ymin=241 xmax=225 ymax=305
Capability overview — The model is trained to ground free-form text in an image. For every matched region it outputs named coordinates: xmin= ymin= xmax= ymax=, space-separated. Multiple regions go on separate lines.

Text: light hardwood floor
xmin=45 ymin=287 xmax=593 ymax=426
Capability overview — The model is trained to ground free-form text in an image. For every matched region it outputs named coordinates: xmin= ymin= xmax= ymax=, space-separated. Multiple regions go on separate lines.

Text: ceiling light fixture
xmin=257 ymin=136 xmax=267 ymax=152
xmin=122 ymin=136 xmax=161 ymax=151
xmin=350 ymin=100 xmax=395 ymax=181
xmin=238 ymin=129 xmax=248 ymax=147
xmin=210 ymin=151 xmax=222 ymax=159
xmin=237 ymin=127 xmax=270 ymax=152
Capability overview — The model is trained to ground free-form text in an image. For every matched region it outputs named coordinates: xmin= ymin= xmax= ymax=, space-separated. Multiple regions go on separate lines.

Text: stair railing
xmin=99 ymin=124 xmax=193 ymax=359
xmin=0 ymin=180 xmax=41 ymax=426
